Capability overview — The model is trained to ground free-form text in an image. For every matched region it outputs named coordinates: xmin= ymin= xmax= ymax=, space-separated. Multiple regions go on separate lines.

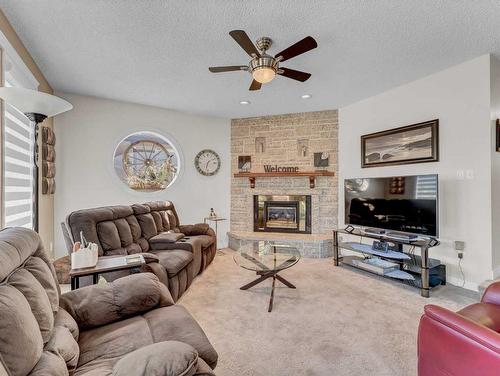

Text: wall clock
xmin=195 ymin=149 xmax=221 ymax=176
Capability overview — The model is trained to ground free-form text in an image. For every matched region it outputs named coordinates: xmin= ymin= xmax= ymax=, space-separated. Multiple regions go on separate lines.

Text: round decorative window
xmin=113 ymin=131 xmax=180 ymax=192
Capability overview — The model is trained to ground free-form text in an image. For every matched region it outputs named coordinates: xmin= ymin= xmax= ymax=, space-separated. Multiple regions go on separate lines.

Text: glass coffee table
xmin=234 ymin=241 xmax=301 ymax=312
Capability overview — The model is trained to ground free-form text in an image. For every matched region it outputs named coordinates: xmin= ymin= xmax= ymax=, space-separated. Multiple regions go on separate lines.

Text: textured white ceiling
xmin=1 ymin=0 xmax=500 ymax=118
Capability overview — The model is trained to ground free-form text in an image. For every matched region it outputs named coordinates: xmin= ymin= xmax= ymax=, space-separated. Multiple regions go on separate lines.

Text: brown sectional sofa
xmin=65 ymin=201 xmax=216 ymax=301
xmin=0 ymin=227 xmax=217 ymax=375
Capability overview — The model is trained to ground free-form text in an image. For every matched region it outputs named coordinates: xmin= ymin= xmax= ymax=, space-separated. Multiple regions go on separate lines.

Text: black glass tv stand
xmin=333 ymin=227 xmax=444 ymax=297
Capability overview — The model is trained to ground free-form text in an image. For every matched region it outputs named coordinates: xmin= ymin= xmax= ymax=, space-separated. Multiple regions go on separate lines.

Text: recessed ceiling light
xmin=239 ymin=100 xmax=251 ymax=105
xmin=301 ymin=94 xmax=312 ymax=99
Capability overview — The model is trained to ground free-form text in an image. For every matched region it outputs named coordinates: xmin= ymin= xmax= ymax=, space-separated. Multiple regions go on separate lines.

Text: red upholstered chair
xmin=417 ymin=281 xmax=500 ymax=375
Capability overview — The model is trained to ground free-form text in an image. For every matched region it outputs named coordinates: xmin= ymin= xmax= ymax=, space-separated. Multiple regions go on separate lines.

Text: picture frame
xmin=314 ymin=152 xmax=329 ymax=168
xmin=238 ymin=155 xmax=251 ymax=172
xmin=361 ymin=119 xmax=439 ymax=168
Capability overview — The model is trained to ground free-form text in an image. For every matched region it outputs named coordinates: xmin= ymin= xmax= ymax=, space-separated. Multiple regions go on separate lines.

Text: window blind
xmin=415 ymin=175 xmax=437 ymax=200
xmin=3 ymin=99 xmax=34 ymax=229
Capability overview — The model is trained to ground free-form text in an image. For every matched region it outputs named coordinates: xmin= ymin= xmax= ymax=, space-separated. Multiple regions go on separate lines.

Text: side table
xmin=69 ymin=254 xmax=145 ymax=290
xmin=204 ymin=217 xmax=227 ymax=250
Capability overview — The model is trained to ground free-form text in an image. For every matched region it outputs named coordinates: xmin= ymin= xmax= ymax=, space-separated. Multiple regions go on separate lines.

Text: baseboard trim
xmin=446 ymin=276 xmax=478 ymax=291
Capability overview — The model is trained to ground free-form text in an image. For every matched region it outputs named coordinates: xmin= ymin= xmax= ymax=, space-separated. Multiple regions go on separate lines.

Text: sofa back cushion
xmin=0 ymin=228 xmax=76 ymax=376
xmin=66 ymin=201 xmax=182 ymax=256
xmin=143 ymin=201 xmax=181 ymax=232
xmin=67 ymin=205 xmax=151 ymax=256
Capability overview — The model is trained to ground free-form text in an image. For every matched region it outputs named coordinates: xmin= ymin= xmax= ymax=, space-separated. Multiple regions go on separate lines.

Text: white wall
xmin=339 ymin=55 xmax=493 ymax=290
xmin=53 ymin=93 xmax=230 ymax=257
xmin=490 ymin=56 xmax=500 ymax=277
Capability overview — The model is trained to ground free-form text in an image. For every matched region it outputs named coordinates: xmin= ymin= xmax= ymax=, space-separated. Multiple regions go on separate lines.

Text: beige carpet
xmin=179 ymin=249 xmax=478 ymax=376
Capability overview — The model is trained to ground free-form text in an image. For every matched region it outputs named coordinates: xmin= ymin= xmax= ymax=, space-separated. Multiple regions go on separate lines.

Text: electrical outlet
xmin=454 ymin=241 xmax=465 ymax=251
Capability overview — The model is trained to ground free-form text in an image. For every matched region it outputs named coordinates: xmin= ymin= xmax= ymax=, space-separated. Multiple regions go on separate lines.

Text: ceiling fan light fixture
xmin=209 ymin=30 xmax=317 ymax=90
xmin=252 ymin=66 xmax=276 ymax=83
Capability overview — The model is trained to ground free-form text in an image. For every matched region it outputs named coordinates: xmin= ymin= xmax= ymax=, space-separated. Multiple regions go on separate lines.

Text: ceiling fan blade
xmin=249 ymin=79 xmax=262 ymax=91
xmin=278 ymin=68 xmax=311 ymax=82
xmin=209 ymin=65 xmax=247 ymax=73
xmin=274 ymin=36 xmax=317 ymax=62
xmin=229 ymin=30 xmax=260 ymax=57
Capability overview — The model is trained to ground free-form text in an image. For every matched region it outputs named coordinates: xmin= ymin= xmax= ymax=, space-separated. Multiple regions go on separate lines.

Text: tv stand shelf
xmin=333 ymin=228 xmax=444 ymax=297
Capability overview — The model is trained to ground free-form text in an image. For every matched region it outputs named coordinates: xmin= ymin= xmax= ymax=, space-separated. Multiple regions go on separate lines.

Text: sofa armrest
xmin=140 ymin=261 xmax=169 ymax=288
xmin=60 ymin=273 xmax=174 ymax=330
xmin=141 ymin=252 xmax=160 ymax=263
xmin=178 ymin=223 xmax=210 ymax=236
xmin=206 ymin=227 xmax=216 ymax=238
xmin=482 ymin=281 xmax=500 ymax=306
xmin=423 ymin=305 xmax=500 ymax=353
xmin=113 ymin=341 xmax=199 ymax=376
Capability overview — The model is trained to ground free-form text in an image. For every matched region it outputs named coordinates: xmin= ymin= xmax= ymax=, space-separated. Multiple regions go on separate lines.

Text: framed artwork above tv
xmin=361 ymin=119 xmax=439 ymax=168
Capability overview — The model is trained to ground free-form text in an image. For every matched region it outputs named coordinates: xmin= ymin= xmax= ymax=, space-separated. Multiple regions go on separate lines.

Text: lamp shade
xmin=0 ymin=87 xmax=72 ymax=117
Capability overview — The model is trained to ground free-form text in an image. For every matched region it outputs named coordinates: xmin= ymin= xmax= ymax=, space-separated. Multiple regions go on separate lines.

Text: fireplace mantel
xmin=233 ymin=171 xmax=335 ymax=188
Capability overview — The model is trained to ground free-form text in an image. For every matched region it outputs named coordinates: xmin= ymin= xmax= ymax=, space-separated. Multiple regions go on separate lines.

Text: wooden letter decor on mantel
xmin=234 ymin=168 xmax=335 ymax=189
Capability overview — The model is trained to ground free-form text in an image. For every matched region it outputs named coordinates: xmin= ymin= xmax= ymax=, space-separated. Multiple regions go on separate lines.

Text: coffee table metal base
xmin=240 ymin=270 xmax=296 ymax=312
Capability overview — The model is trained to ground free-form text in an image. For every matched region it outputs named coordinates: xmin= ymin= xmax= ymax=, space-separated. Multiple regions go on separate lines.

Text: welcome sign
xmin=263 ymin=165 xmax=300 ymax=173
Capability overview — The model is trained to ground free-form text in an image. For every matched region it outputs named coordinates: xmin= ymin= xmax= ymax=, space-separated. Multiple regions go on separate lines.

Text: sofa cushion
xmin=76 ymin=305 xmax=217 ymax=375
xmin=126 ymin=243 xmax=142 ymax=254
xmin=8 ymin=268 xmax=54 ymax=343
xmin=77 ymin=315 xmax=151 ymax=371
xmin=54 ymin=307 xmax=79 ymax=341
xmin=136 ymin=214 xmax=158 ymax=239
xmin=97 ymin=221 xmax=121 ymax=251
xmin=0 ymin=284 xmax=43 ymax=376
xmin=28 ymin=351 xmax=68 ymax=376
xmin=60 ymin=273 xmax=172 ymax=330
xmin=45 ymin=325 xmax=79 ymax=372
xmin=151 ymin=211 xmax=165 ymax=233
xmin=125 ymin=215 xmax=142 ymax=242
xmin=166 ymin=210 xmax=179 ymax=231
xmin=24 ymin=256 xmax=60 ymax=314
xmin=114 ymin=218 xmax=134 ymax=247
xmin=144 ymin=305 xmax=218 ymax=369
xmin=154 ymin=250 xmax=194 ymax=277
xmin=113 ymin=341 xmax=198 ymax=376
xmin=0 ymin=227 xmax=42 ymax=282
xmin=150 ymin=233 xmax=185 ymax=249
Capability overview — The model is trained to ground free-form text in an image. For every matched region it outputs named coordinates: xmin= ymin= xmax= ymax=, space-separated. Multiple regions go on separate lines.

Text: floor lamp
xmin=0 ymin=87 xmax=72 ymax=232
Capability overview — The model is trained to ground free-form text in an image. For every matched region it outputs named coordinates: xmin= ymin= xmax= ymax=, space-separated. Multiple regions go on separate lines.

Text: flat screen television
xmin=344 ymin=174 xmax=438 ymax=237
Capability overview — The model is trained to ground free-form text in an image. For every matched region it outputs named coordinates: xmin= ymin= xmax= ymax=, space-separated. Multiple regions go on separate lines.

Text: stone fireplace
xmin=254 ymin=194 xmax=311 ymax=234
xmin=229 ymin=110 xmax=338 ymax=258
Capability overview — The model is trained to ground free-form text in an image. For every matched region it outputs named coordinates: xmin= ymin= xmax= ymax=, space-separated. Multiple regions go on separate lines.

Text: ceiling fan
xmin=209 ymin=30 xmax=317 ymax=91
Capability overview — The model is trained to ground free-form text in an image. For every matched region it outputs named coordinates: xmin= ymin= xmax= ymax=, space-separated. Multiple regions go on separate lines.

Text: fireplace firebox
xmin=254 ymin=195 xmax=311 ymax=234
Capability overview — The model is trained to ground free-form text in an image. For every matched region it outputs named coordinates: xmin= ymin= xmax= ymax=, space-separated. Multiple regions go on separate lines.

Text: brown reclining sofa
xmin=65 ymin=201 xmax=217 ymax=301
xmin=0 ymin=227 xmax=218 ymax=375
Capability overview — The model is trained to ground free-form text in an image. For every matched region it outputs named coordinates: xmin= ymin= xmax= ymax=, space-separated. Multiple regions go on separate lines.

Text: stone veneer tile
xmin=230 ymin=110 xmax=338 ymax=244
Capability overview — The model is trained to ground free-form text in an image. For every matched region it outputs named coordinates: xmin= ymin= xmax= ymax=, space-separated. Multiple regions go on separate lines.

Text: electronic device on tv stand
xmin=385 ymin=231 xmax=418 ymax=241
xmin=364 ymin=227 xmax=386 ymax=235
